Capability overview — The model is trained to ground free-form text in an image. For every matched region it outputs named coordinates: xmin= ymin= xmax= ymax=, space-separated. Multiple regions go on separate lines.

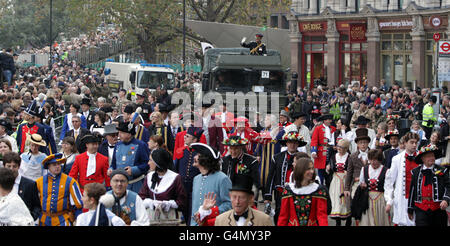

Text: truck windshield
xmin=214 ymin=69 xmax=284 ymax=93
xmin=137 ymin=71 xmax=175 ymax=89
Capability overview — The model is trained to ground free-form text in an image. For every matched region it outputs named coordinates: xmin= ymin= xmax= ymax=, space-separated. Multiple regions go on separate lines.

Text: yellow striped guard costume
xmin=36 ymin=153 xmax=83 ymax=226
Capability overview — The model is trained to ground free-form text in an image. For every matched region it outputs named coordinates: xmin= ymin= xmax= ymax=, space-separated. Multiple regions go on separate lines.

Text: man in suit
xmin=80 ymin=97 xmax=96 ymax=130
xmin=383 ymin=129 xmax=400 ymax=169
xmin=344 ymin=128 xmax=371 ymax=201
xmin=98 ymin=124 xmax=119 ymax=167
xmin=3 ymin=151 xmax=41 ymax=220
xmin=69 ymin=134 xmax=110 ymax=193
xmin=215 ymin=175 xmax=273 ymax=226
xmin=66 ymin=115 xmax=91 ymax=153
xmin=166 ymin=111 xmax=185 ymax=153
xmin=59 ymin=103 xmax=87 ymax=142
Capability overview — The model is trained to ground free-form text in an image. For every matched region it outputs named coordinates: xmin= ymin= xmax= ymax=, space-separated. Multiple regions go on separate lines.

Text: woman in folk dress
xmin=327 ymin=139 xmax=352 ymax=226
xmin=358 ymin=149 xmax=391 ymax=226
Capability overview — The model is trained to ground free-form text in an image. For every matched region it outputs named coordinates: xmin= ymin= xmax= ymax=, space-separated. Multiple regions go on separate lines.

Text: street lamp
xmin=48 ymin=0 xmax=53 ymax=70
xmin=182 ymin=0 xmax=186 ymax=80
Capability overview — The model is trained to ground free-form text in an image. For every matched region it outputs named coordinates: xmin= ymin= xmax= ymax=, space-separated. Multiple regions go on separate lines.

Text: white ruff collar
xmin=288 ymin=182 xmax=319 ymax=195
xmin=147 ymin=170 xmax=178 ymax=194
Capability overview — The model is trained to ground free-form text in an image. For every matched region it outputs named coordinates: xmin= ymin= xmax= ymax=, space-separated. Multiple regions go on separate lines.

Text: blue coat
xmin=111 ymin=138 xmax=150 ymax=193
xmin=42 ymin=123 xmax=57 ymax=155
xmin=190 ymin=171 xmax=232 ymax=226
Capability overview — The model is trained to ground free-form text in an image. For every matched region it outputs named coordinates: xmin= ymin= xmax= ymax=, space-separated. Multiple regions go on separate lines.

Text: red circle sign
xmin=441 ymin=42 xmax=450 ymax=52
xmin=433 ymin=33 xmax=441 ymax=42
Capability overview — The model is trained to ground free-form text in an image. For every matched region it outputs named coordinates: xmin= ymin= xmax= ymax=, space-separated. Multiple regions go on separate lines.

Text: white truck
xmin=104 ymin=62 xmax=176 ymax=97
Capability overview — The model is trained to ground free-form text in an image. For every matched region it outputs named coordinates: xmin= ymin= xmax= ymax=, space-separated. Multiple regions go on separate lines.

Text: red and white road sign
xmin=433 ymin=33 xmax=441 ymax=42
xmin=439 ymin=41 xmax=450 ymax=55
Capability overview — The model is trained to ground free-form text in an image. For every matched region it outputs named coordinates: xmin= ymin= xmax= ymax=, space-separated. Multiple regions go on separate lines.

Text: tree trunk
xmin=139 ymin=40 xmax=157 ymax=63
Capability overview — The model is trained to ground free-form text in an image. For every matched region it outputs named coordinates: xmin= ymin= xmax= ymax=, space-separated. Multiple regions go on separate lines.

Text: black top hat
xmin=151 ymin=148 xmax=172 ymax=170
xmin=117 ymin=121 xmax=136 ymax=135
xmin=415 ymin=144 xmax=443 ymax=164
xmin=291 ymin=112 xmax=307 ymax=120
xmin=0 ymin=119 xmax=12 ymax=131
xmin=124 ymin=104 xmax=134 ymax=114
xmin=353 ymin=116 xmax=371 ymax=125
xmin=159 ymin=104 xmax=170 ymax=113
xmin=318 ymin=114 xmax=333 ymax=122
xmin=230 ymin=174 xmax=254 ymax=195
xmin=354 ymin=128 xmax=371 ymax=143
xmin=190 ymin=143 xmax=220 ymax=160
xmin=81 ymin=98 xmax=91 ymax=106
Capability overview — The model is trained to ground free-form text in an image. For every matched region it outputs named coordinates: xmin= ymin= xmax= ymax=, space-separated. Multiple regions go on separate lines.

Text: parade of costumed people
xmin=0 ymin=5 xmax=449 ymax=230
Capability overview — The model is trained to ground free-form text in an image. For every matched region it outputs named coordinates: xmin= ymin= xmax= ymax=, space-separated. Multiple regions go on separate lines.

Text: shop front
xmin=299 ymin=21 xmax=328 ymax=89
xmin=337 ymin=21 xmax=368 ymax=87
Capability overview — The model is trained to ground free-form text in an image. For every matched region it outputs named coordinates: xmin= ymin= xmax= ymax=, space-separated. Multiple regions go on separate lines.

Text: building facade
xmin=288 ymin=0 xmax=450 ymax=89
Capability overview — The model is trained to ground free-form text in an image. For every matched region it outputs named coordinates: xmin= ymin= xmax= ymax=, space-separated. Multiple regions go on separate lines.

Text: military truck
xmin=201 ymin=48 xmax=288 ymax=117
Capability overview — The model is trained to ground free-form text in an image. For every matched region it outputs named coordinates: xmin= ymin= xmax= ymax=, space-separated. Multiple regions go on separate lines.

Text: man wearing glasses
xmin=66 ymin=115 xmax=90 ymax=153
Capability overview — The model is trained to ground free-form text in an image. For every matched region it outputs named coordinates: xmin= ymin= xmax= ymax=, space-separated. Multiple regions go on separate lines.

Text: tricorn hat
xmin=190 ymin=142 xmax=220 ymax=160
xmin=151 ymin=148 xmax=173 ymax=170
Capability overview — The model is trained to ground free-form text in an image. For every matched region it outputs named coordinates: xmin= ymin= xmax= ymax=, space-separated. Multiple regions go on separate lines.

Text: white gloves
xmin=241 ymin=37 xmax=247 ymax=45
xmin=143 ymin=199 xmax=178 ymax=212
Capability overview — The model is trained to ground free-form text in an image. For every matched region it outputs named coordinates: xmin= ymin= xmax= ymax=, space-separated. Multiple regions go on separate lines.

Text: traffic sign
xmin=433 ymin=33 xmax=441 ymax=42
xmin=430 ymin=16 xmax=442 ymax=28
xmin=439 ymin=41 xmax=450 ymax=57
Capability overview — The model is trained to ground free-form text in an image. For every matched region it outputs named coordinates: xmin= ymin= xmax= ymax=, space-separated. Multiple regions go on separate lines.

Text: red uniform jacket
xmin=173 ymin=131 xmax=207 ymax=160
xmin=69 ymin=152 xmax=111 ymax=193
xmin=277 ymin=185 xmax=328 ymax=226
xmin=310 ymin=124 xmax=336 ymax=169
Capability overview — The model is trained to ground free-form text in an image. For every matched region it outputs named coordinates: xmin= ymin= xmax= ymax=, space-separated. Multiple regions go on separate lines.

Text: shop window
xmin=380 ymin=33 xmax=413 ymax=87
xmin=339 ymin=26 xmax=367 ymax=85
